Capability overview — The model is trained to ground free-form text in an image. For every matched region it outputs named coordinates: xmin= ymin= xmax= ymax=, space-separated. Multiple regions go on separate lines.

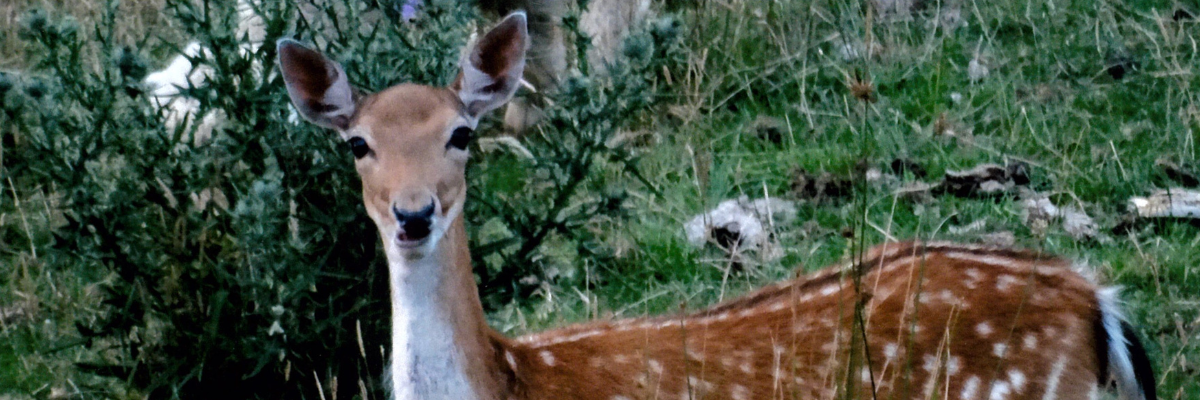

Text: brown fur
xmin=348 ymin=84 xmax=466 ymax=225
xmin=501 ymin=241 xmax=1103 ymax=400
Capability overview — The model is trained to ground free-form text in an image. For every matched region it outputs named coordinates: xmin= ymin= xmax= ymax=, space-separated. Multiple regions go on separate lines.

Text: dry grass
xmin=0 ymin=0 xmax=174 ymax=69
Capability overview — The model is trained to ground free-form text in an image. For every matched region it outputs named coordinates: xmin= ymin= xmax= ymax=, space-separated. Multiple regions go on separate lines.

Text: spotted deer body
xmin=506 ymin=241 xmax=1153 ymax=400
xmin=278 ymin=14 xmax=1156 ymax=400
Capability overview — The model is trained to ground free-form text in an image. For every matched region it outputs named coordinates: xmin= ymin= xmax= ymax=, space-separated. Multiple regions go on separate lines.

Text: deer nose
xmin=394 ymin=201 xmax=435 ymax=241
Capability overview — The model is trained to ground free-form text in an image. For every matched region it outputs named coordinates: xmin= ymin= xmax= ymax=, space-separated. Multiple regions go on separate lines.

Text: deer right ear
xmin=277 ymin=39 xmax=357 ymax=130
xmin=452 ymin=12 xmax=529 ymax=119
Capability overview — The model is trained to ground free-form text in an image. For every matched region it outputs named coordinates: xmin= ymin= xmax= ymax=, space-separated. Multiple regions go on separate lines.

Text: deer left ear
xmin=452 ymin=12 xmax=529 ymax=118
xmin=278 ymin=39 xmax=358 ymax=130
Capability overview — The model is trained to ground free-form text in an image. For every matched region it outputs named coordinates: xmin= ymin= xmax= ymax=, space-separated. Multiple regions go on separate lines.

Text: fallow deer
xmin=278 ymin=12 xmax=1157 ymax=400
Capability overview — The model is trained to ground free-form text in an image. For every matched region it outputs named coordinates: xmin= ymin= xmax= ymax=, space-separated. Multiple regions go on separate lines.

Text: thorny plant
xmin=0 ymin=0 xmax=681 ymax=397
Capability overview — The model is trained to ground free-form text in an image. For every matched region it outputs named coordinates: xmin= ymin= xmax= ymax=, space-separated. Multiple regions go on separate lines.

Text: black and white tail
xmin=1098 ymin=288 xmax=1157 ymax=400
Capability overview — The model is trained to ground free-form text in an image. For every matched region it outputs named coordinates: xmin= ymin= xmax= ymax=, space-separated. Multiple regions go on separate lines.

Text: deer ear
xmin=452 ymin=12 xmax=528 ymax=118
xmin=277 ymin=39 xmax=357 ymax=130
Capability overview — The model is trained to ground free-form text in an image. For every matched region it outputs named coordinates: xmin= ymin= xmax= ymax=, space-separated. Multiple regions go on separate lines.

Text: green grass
xmin=508 ymin=0 xmax=1200 ymax=397
xmin=3 ymin=0 xmax=1199 ymax=398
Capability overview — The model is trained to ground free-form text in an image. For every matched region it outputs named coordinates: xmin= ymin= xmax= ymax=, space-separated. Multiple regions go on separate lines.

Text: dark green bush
xmin=0 ymin=0 xmax=681 ymax=398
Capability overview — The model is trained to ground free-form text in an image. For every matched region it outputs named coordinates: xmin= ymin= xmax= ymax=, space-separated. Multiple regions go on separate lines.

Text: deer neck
xmin=385 ymin=217 xmax=509 ymax=400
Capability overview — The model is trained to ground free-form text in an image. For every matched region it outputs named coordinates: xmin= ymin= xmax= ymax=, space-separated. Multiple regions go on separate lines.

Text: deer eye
xmin=347 ymin=137 xmax=371 ymax=159
xmin=447 ymin=127 xmax=472 ymax=150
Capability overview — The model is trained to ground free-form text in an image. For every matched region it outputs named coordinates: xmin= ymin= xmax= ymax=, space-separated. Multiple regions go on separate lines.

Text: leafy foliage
xmin=469 ymin=12 xmax=684 ymax=306
xmin=0 ymin=0 xmax=677 ymax=397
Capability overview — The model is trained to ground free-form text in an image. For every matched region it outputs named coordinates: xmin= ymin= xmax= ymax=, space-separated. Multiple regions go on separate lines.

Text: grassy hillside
xmin=2 ymin=0 xmax=1198 ymax=398
xmin=502 ymin=0 xmax=1200 ymax=396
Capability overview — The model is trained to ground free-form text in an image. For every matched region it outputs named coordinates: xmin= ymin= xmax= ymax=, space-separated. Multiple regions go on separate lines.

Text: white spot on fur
xmin=686 ymin=376 xmax=714 ymax=393
xmin=739 ymin=361 xmax=754 ymax=374
xmin=505 ymin=351 xmax=518 ymax=371
xmin=876 ymin=243 xmax=904 ymax=260
xmin=820 ymin=285 xmax=839 ymax=296
xmin=648 ymin=359 xmax=664 ymax=374
xmin=946 ymin=356 xmax=961 ymax=375
xmin=922 ymin=354 xmax=938 ymax=371
xmin=540 ymin=350 xmax=556 ymax=366
xmin=613 ymin=354 xmax=630 ymax=363
xmin=961 ymin=376 xmax=980 ymax=399
xmin=976 ymin=321 xmax=993 ymax=337
xmin=883 ymin=343 xmax=898 ymax=360
xmin=996 ymin=274 xmax=1020 ymax=292
xmin=1007 ymin=369 xmax=1026 ymax=391
xmin=801 ymin=293 xmax=816 ymax=303
xmin=989 ymin=381 xmax=1011 ymax=400
xmin=686 ymin=348 xmax=705 ymax=361
xmin=881 ymin=256 xmax=917 ymax=272
xmin=731 ymin=384 xmax=750 ymax=400
xmin=612 ymin=396 xmax=632 ymax=400
xmin=656 ymin=320 xmax=682 ymax=329
xmin=521 ymin=328 xmax=607 ymax=347
xmin=1040 ymin=355 xmax=1067 ymax=400
xmin=944 ymin=252 xmax=1020 ymax=268
xmin=768 ymin=302 xmax=787 ymax=312
xmin=1023 ymin=334 xmax=1038 ymax=350
xmin=993 ymin=343 xmax=1008 ymax=358
xmin=965 ymin=268 xmax=983 ymax=283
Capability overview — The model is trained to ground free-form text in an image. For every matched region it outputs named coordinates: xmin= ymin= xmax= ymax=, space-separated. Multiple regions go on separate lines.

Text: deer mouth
xmin=394 ymin=233 xmax=429 ymax=249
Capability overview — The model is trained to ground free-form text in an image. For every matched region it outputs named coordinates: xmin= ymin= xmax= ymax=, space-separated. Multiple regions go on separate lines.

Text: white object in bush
xmin=684 ymin=196 xmax=796 ymax=250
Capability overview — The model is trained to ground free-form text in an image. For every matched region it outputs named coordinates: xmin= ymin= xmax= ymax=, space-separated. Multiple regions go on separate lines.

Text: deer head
xmin=278 ymin=13 xmax=528 ymax=261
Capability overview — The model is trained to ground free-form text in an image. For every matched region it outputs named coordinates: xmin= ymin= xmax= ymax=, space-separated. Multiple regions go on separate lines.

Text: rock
xmin=1156 ymin=158 xmax=1200 ymax=187
xmin=1173 ymin=8 xmax=1195 ymax=21
xmin=1021 ymin=196 xmax=1057 ymax=236
xmin=1060 ymin=206 xmax=1098 ymax=240
xmin=890 ymin=158 xmax=927 ymax=179
xmin=683 ymin=196 xmax=797 ymax=257
xmin=968 ymin=57 xmax=989 ymax=82
xmin=893 ymin=181 xmax=938 ymax=203
xmin=752 ymin=116 xmax=786 ymax=144
xmin=1106 ymin=52 xmax=1135 ymax=80
xmin=1129 ymin=188 xmax=1200 ymax=218
xmin=791 ymin=168 xmax=856 ymax=201
xmin=940 ymin=162 xmax=1030 ymax=198
xmin=1020 ymin=195 xmax=1098 ymax=240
